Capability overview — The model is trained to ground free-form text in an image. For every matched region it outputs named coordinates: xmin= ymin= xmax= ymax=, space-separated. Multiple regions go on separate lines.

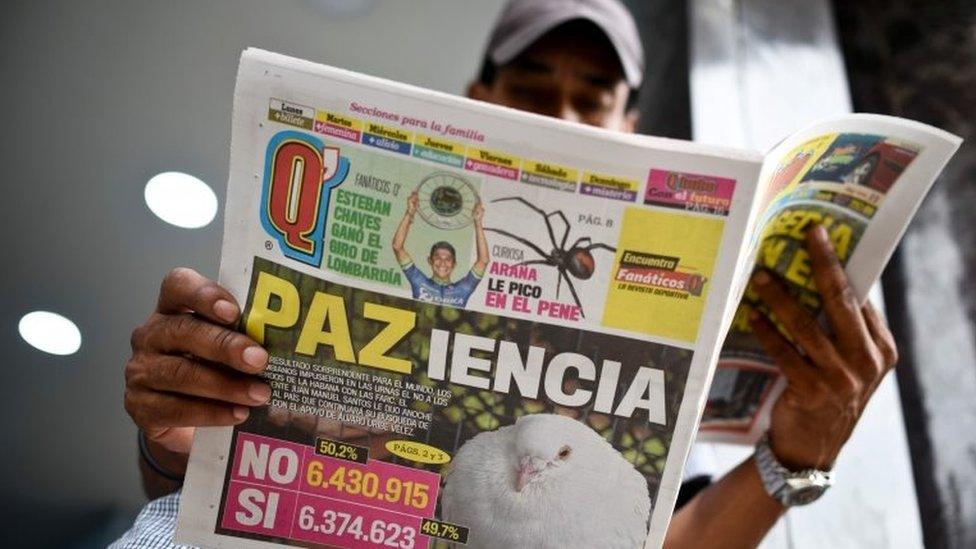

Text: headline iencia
xmin=245 ymin=270 xmax=667 ymax=426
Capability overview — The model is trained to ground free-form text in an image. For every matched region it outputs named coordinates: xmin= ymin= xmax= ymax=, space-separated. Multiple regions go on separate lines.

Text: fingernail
xmin=243 ymin=346 xmax=268 ymax=369
xmin=811 ymin=224 xmax=829 ymax=242
xmin=233 ymin=406 xmax=250 ymax=421
xmin=248 ymin=383 xmax=272 ymax=403
xmin=214 ymin=300 xmax=239 ymax=323
xmin=752 ymin=270 xmax=771 ymax=285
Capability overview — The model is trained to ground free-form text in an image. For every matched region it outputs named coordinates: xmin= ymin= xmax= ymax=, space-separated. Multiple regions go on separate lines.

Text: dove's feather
xmin=441 ymin=414 xmax=651 ymax=549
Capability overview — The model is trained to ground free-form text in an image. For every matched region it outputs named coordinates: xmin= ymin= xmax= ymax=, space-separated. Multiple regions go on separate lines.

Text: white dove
xmin=440 ymin=413 xmax=651 ymax=549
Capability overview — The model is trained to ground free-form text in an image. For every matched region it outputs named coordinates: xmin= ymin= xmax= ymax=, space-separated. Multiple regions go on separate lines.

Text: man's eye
xmin=513 ymin=88 xmax=551 ymax=105
xmin=574 ymin=96 xmax=609 ymax=114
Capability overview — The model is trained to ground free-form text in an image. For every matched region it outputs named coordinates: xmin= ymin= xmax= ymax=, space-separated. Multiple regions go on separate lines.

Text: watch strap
xmin=754 ymin=434 xmax=833 ymax=507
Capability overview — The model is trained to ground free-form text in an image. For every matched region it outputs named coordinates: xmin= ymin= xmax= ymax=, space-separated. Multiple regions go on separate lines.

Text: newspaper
xmin=175 ymin=49 xmax=960 ymax=549
xmin=701 ymin=118 xmax=961 ymax=444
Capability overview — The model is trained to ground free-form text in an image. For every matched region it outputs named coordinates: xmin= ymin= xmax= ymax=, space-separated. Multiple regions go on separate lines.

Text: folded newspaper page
xmin=701 ymin=116 xmax=961 ymax=444
xmin=176 ymin=48 xmax=959 ymax=548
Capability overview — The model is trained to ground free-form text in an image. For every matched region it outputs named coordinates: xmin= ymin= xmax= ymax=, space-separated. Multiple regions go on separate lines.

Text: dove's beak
xmin=516 ymin=456 xmax=539 ymax=492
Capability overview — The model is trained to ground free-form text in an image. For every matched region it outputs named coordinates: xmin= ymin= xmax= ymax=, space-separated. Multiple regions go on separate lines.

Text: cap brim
xmin=489 ymin=12 xmax=642 ymax=88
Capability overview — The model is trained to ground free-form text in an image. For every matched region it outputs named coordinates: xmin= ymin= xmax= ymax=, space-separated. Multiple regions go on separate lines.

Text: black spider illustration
xmin=484 ymin=197 xmax=616 ymax=317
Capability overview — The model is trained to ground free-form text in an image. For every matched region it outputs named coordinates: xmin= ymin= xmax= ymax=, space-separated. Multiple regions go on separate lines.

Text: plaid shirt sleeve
xmin=109 ymin=490 xmax=196 ymax=549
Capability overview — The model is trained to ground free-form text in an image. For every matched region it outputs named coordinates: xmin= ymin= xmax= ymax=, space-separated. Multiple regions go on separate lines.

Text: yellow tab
xmin=365 ymin=122 xmax=411 ymax=142
xmin=583 ymin=171 xmax=639 ymax=192
xmin=523 ymin=160 xmax=578 ymax=182
xmin=413 ymin=133 xmax=465 ymax=154
xmin=315 ymin=110 xmax=363 ymax=131
xmin=385 ymin=440 xmax=451 ymax=465
xmin=466 ymin=146 xmax=520 ymax=168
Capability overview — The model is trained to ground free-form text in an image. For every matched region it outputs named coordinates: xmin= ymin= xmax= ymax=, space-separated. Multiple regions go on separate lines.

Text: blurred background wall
xmin=0 ymin=1 xmax=507 ymax=545
xmin=834 ymin=1 xmax=976 ymax=547
xmin=0 ymin=1 xmax=972 ymax=548
xmin=689 ymin=1 xmax=920 ymax=547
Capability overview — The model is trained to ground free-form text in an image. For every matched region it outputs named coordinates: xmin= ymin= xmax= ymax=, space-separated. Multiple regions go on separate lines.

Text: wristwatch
xmin=754 ymin=434 xmax=833 ymax=507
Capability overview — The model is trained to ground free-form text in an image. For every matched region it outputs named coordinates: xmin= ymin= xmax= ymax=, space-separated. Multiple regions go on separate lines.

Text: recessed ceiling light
xmin=144 ymin=171 xmax=218 ymax=229
xmin=18 ymin=311 xmax=82 ymax=356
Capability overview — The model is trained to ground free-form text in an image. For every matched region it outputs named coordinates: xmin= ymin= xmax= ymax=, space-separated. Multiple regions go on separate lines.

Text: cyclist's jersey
xmin=402 ymin=262 xmax=481 ymax=307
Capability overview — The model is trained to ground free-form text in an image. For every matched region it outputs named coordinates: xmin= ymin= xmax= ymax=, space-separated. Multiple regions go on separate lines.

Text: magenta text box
xmin=230 ymin=433 xmax=306 ymax=491
xmin=291 ymin=493 xmax=429 ymax=549
xmin=465 ymin=158 xmax=518 ymax=180
xmin=301 ymin=447 xmax=440 ymax=517
xmin=220 ymin=481 xmax=298 ymax=538
xmin=313 ymin=120 xmax=361 ymax=142
xmin=645 ymin=169 xmax=735 ymax=216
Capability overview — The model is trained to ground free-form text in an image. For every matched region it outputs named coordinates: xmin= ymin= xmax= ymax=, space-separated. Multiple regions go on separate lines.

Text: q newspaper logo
xmin=260 ymin=130 xmax=350 ymax=267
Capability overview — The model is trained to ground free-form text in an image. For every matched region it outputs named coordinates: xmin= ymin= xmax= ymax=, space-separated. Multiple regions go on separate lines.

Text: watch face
xmin=787 ymin=485 xmax=827 ymax=506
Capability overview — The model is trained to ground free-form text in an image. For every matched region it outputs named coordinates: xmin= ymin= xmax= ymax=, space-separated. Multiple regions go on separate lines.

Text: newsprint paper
xmin=176 ymin=49 xmax=960 ymax=549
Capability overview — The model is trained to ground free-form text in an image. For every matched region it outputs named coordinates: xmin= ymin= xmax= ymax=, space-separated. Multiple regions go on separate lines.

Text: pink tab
xmin=465 ymin=158 xmax=518 ymax=180
xmin=291 ymin=493 xmax=429 ymax=549
xmin=645 ymin=169 xmax=735 ymax=216
xmin=314 ymin=120 xmax=361 ymax=142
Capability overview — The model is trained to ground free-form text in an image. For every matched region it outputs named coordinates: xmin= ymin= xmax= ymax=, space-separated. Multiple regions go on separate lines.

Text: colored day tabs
xmin=644 ymin=169 xmax=736 ymax=217
xmin=314 ymin=109 xmax=363 ymax=143
xmin=412 ymin=133 xmax=466 ymax=168
xmin=269 ymin=98 xmax=315 ymax=130
xmin=362 ymin=122 xmax=413 ymax=155
xmin=521 ymin=160 xmax=578 ymax=192
xmin=221 ymin=432 xmax=443 ymax=548
xmin=464 ymin=146 xmax=521 ymax=180
xmin=580 ymin=171 xmax=639 ymax=202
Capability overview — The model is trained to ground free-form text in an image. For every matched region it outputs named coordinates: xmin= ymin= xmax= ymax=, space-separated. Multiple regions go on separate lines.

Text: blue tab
xmin=362 ymin=133 xmax=412 ymax=155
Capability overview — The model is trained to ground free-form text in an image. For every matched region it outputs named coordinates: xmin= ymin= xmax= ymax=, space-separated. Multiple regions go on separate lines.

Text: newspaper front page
xmin=176 ymin=49 xmax=764 ymax=549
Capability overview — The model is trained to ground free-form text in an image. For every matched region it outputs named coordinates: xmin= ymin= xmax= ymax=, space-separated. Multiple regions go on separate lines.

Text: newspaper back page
xmin=702 ymin=114 xmax=961 ymax=443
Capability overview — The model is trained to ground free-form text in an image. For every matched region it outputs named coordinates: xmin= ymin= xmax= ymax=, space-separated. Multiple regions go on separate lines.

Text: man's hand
xmin=124 ymin=268 xmax=271 ymax=456
xmin=749 ymin=224 xmax=898 ymax=470
xmin=664 ymin=224 xmax=895 ymax=547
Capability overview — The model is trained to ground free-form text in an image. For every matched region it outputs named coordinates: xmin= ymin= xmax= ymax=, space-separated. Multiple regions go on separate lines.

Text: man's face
xmin=469 ymin=23 xmax=637 ymax=132
xmin=428 ymin=249 xmax=456 ymax=280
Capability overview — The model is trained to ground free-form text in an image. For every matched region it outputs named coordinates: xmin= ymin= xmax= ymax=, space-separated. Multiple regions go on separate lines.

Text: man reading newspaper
xmin=116 ymin=1 xmax=898 ymax=547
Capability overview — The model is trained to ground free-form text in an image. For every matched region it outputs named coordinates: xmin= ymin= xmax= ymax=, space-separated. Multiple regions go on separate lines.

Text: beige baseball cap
xmin=484 ymin=0 xmax=645 ymax=88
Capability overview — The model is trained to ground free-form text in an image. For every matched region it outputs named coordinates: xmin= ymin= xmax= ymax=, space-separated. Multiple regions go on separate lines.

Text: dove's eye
xmin=557 ymin=445 xmax=572 ymax=460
